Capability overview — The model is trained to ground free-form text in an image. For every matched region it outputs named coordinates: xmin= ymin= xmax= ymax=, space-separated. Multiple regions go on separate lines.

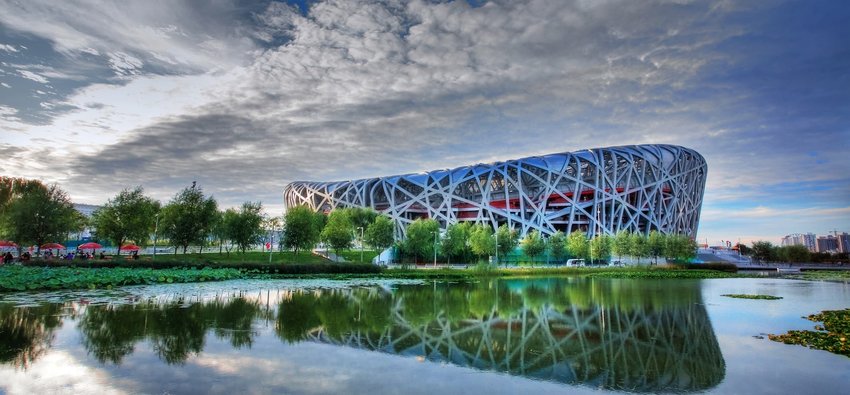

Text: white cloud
xmin=0 ymin=43 xmax=18 ymax=52
xmin=18 ymin=70 xmax=49 ymax=83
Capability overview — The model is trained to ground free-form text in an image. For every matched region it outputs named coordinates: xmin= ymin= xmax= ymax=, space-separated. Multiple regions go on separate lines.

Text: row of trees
xmin=1 ymin=177 xmax=85 ymax=254
xmin=745 ymin=241 xmax=848 ymax=264
xmin=397 ymin=218 xmax=697 ymax=265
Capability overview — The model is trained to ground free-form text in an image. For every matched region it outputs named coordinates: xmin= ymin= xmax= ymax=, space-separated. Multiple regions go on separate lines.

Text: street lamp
xmin=357 ymin=226 xmax=364 ymax=263
xmin=494 ymin=227 xmax=499 ymax=267
xmin=432 ymin=230 xmax=438 ymax=267
xmin=269 ymin=219 xmax=275 ymax=263
xmin=153 ymin=213 xmax=159 ymax=261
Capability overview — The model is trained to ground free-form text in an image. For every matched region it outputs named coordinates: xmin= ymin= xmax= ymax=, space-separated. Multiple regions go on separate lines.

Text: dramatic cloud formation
xmin=0 ymin=0 xmax=848 ymax=243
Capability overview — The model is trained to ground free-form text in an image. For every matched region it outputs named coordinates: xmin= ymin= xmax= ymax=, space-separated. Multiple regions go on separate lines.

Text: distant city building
xmin=816 ymin=235 xmax=839 ymax=253
xmin=781 ymin=233 xmax=816 ymax=252
xmin=838 ymin=232 xmax=850 ymax=254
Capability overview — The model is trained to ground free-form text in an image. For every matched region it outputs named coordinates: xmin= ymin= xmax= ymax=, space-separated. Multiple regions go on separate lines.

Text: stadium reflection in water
xmin=0 ymin=278 xmax=725 ymax=393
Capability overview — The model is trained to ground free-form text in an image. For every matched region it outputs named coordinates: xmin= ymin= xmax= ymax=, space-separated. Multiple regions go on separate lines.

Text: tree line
xmin=395 ymin=218 xmax=697 ymax=265
xmin=1 ymin=176 xmax=695 ymax=264
xmin=740 ymin=241 xmax=847 ymax=264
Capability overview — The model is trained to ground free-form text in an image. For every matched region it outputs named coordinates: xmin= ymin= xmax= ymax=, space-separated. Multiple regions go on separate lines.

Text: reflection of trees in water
xmin=277 ymin=279 xmax=726 ymax=392
xmin=0 ymin=303 xmax=63 ymax=369
xmin=78 ymin=295 xmax=272 ymax=365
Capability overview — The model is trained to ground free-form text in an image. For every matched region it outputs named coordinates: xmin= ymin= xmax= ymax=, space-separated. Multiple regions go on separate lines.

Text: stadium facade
xmin=283 ymin=144 xmax=706 ymax=239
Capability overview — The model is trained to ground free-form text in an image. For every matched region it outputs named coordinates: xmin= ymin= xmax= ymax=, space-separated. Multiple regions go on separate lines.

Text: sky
xmin=0 ymin=0 xmax=848 ymax=245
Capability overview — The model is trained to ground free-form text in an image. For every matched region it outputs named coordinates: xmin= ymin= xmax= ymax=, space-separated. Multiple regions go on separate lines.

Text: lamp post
xmin=357 ymin=226 xmax=364 ymax=263
xmin=153 ymin=213 xmax=159 ymax=261
xmin=495 ymin=227 xmax=499 ymax=267
xmin=269 ymin=219 xmax=275 ymax=264
xmin=432 ymin=230 xmax=438 ymax=267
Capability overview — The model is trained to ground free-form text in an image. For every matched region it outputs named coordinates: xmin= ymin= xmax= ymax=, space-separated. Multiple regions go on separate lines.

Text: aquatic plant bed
xmin=786 ymin=271 xmax=850 ymax=282
xmin=722 ymin=294 xmax=783 ymax=300
xmin=583 ymin=269 xmax=738 ymax=279
xmin=768 ymin=308 xmax=850 ymax=358
xmin=0 ymin=266 xmax=243 ymax=292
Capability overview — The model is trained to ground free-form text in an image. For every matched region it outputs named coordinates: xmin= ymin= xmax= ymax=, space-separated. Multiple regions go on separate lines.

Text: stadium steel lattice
xmin=283 ymin=144 xmax=706 ymax=238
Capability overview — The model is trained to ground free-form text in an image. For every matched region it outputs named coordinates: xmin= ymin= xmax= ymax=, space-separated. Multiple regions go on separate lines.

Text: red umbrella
xmin=119 ymin=244 xmax=140 ymax=251
xmin=41 ymin=243 xmax=65 ymax=250
xmin=0 ymin=240 xmax=17 ymax=248
xmin=78 ymin=242 xmax=103 ymax=250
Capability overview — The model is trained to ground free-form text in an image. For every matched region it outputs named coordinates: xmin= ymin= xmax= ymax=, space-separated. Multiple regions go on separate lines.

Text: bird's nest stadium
xmin=284 ymin=144 xmax=706 ymax=239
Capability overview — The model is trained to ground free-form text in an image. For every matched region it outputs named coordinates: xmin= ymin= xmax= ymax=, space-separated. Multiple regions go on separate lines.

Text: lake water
xmin=1 ymin=277 xmax=848 ymax=394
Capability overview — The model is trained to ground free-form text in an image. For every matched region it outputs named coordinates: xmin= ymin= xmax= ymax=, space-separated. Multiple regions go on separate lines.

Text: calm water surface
xmin=0 ymin=277 xmax=848 ymax=394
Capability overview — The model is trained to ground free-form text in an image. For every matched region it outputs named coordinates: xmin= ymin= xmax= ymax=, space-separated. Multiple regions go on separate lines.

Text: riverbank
xmin=0 ymin=264 xmax=746 ymax=292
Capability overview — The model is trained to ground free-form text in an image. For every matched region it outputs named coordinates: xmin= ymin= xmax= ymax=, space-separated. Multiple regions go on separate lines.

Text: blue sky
xmin=1 ymin=0 xmax=848 ymax=244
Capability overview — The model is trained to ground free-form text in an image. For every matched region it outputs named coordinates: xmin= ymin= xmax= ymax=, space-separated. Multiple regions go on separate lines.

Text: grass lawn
xmin=335 ymin=249 xmax=380 ymax=263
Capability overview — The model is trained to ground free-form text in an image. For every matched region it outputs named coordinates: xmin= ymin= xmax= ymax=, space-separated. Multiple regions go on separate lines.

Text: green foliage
xmin=160 ymin=182 xmax=218 ymax=254
xmin=629 ymin=232 xmax=650 ymax=264
xmin=722 ymin=294 xmax=782 ymax=300
xmin=496 ymin=224 xmax=518 ymax=259
xmin=567 ymin=230 xmax=588 ymax=260
xmin=91 ymin=186 xmax=161 ymax=251
xmin=776 ymin=245 xmax=811 ymax=263
xmin=520 ymin=230 xmax=545 ymax=265
xmin=612 ymin=231 xmax=632 ymax=261
xmin=589 ymin=234 xmax=612 ymax=262
xmin=664 ymin=234 xmax=697 ymax=262
xmin=441 ymin=222 xmax=471 ymax=264
xmin=547 ymin=231 xmax=567 ymax=263
xmin=401 ymin=218 xmax=439 ymax=262
xmin=321 ymin=209 xmax=354 ymax=259
xmin=1 ymin=182 xmax=84 ymax=251
xmin=283 ymin=205 xmax=323 ymax=256
xmin=769 ymin=308 xmax=850 ymax=357
xmin=0 ymin=266 xmax=242 ymax=292
xmin=344 ymin=207 xmax=378 ymax=231
xmin=751 ymin=240 xmax=776 ymax=263
xmin=468 ymin=223 xmax=495 ymax=262
xmin=364 ymin=215 xmax=394 ymax=251
xmin=226 ymin=202 xmax=264 ymax=254
xmin=647 ymin=230 xmax=665 ymax=264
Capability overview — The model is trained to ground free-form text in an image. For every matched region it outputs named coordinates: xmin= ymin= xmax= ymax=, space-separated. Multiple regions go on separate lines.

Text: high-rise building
xmin=837 ymin=232 xmax=850 ymax=254
xmin=781 ymin=233 xmax=816 ymax=252
xmin=816 ymin=235 xmax=839 ymax=253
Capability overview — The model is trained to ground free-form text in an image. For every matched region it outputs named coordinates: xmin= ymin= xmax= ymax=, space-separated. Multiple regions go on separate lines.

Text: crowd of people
xmin=0 ymin=248 xmax=140 ymax=264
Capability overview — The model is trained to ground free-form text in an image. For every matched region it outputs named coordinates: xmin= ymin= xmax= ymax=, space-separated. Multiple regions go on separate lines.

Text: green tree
xmin=647 ymin=230 xmax=665 ymax=265
xmin=468 ymin=224 xmax=495 ymax=263
xmin=160 ymin=182 xmax=218 ymax=254
xmin=91 ymin=186 xmax=161 ymax=253
xmin=495 ymin=224 xmax=518 ymax=264
xmin=566 ymin=230 xmax=589 ymax=260
xmin=227 ymin=202 xmax=264 ymax=254
xmin=612 ymin=231 xmax=631 ymax=263
xmin=213 ymin=209 xmax=236 ymax=255
xmin=547 ymin=231 xmax=567 ymax=264
xmin=664 ymin=234 xmax=697 ymax=262
xmin=321 ymin=209 xmax=354 ymax=260
xmin=629 ymin=232 xmax=650 ymax=264
xmin=402 ymin=218 xmax=439 ymax=263
xmin=1 ymin=183 xmax=84 ymax=254
xmin=751 ymin=240 xmax=775 ymax=263
xmin=441 ymin=222 xmax=471 ymax=264
xmin=364 ymin=215 xmax=395 ymax=252
xmin=345 ymin=207 xmax=378 ymax=232
xmin=521 ymin=230 xmax=545 ymax=266
xmin=589 ymin=234 xmax=612 ymax=263
xmin=778 ymin=244 xmax=810 ymax=263
xmin=283 ymin=206 xmax=323 ymax=256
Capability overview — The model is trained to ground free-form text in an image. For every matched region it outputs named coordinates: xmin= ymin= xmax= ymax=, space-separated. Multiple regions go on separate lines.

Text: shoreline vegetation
xmin=769 ymin=309 xmax=850 ymax=358
xmin=2 ymin=260 xmax=739 ymax=292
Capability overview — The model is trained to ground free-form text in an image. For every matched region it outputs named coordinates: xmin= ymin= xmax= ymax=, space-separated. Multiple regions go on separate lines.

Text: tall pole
xmin=433 ymin=230 xmax=437 ymax=267
xmin=153 ymin=213 xmax=159 ymax=261
xmin=269 ymin=223 xmax=274 ymax=263
xmin=358 ymin=227 xmax=364 ymax=263
xmin=495 ymin=227 xmax=499 ymax=267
